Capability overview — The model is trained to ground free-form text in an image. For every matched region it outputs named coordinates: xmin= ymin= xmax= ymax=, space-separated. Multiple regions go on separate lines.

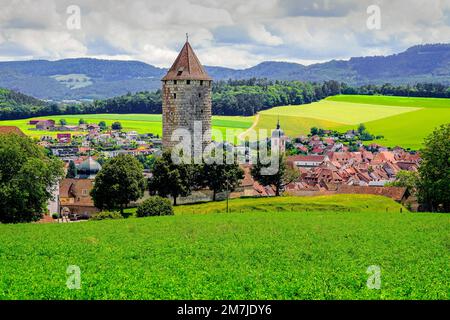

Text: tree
xmin=66 ymin=160 xmax=77 ymax=178
xmin=310 ymin=127 xmax=319 ymax=136
xmin=59 ymin=119 xmax=67 ymax=126
xmin=136 ymin=196 xmax=174 ymax=217
xmin=199 ymin=151 xmax=244 ymax=201
xmin=0 ymin=134 xmax=64 ymax=223
xmin=90 ymin=154 xmax=146 ymax=215
xmin=417 ymin=124 xmax=450 ymax=212
xmin=98 ymin=121 xmax=107 ymax=130
xmin=79 ymin=118 xmax=86 ymax=125
xmin=251 ymin=154 xmax=299 ymax=196
xmin=357 ymin=123 xmax=366 ymax=135
xmin=111 ymin=121 xmax=122 ymax=131
xmin=148 ymin=151 xmax=192 ymax=205
xmin=386 ymin=170 xmax=419 ymax=194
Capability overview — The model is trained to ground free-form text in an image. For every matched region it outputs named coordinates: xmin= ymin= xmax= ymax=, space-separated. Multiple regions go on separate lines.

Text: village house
xmin=59 ymin=179 xmax=99 ymax=218
xmin=35 ymin=120 xmax=55 ymax=130
xmin=287 ymin=155 xmax=328 ymax=168
xmin=0 ymin=126 xmax=25 ymax=136
xmin=57 ymin=133 xmax=71 ymax=144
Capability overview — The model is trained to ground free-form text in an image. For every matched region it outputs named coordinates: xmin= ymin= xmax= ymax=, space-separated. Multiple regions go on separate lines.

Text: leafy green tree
xmin=357 ymin=123 xmax=366 ymax=135
xmin=386 ymin=170 xmax=419 ymax=194
xmin=91 ymin=154 xmax=146 ymax=215
xmin=310 ymin=127 xmax=319 ymax=136
xmin=111 ymin=121 xmax=122 ymax=131
xmin=66 ymin=160 xmax=77 ymax=178
xmin=251 ymin=154 xmax=299 ymax=196
xmin=59 ymin=119 xmax=67 ymax=126
xmin=148 ymin=151 xmax=192 ymax=205
xmin=0 ymin=134 xmax=64 ymax=223
xmin=78 ymin=118 xmax=86 ymax=125
xmin=199 ymin=151 xmax=244 ymax=201
xmin=98 ymin=121 xmax=107 ymax=130
xmin=417 ymin=124 xmax=450 ymax=212
xmin=136 ymin=196 xmax=174 ymax=217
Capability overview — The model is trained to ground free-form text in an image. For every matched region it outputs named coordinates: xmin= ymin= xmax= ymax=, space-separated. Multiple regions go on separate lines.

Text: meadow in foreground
xmin=0 ymin=195 xmax=448 ymax=300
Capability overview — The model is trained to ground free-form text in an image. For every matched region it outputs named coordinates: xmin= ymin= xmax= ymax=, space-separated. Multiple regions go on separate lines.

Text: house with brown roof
xmin=59 ymin=179 xmax=99 ymax=217
xmin=287 ymin=155 xmax=328 ymax=168
xmin=0 ymin=126 xmax=25 ymax=136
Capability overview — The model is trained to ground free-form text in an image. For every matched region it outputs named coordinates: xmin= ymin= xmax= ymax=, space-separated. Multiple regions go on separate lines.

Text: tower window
xmin=200 ymin=80 xmax=203 ymax=86
xmin=198 ymin=93 xmax=201 ymax=98
xmin=173 ymin=93 xmax=177 ymax=99
xmin=187 ymin=80 xmax=191 ymax=85
xmin=174 ymin=80 xmax=177 ymax=85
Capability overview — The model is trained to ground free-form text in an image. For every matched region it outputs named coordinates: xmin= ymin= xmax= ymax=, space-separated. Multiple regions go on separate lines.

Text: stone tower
xmin=161 ymin=38 xmax=212 ymax=156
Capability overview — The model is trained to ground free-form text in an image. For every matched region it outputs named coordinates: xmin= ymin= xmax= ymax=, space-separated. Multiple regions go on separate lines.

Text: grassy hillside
xmin=0 ymin=195 xmax=448 ymax=300
xmin=173 ymin=194 xmax=404 ymax=215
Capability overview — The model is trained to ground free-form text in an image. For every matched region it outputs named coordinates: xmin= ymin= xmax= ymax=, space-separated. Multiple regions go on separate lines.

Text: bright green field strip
xmin=260 ymin=100 xmax=420 ymax=125
xmin=328 ymin=95 xmax=450 ymax=108
xmin=0 ymin=114 xmax=254 ymax=141
xmin=0 ymin=199 xmax=448 ymax=299
xmin=254 ymin=113 xmax=345 ymax=137
xmin=173 ymin=195 xmax=405 ymax=215
xmin=343 ymin=107 xmax=450 ymax=149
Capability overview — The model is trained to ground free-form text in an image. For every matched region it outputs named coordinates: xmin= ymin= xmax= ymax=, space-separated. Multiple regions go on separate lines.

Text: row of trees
xmin=91 ymin=151 xmax=245 ymax=210
xmin=2 ymin=81 xmax=450 ymax=120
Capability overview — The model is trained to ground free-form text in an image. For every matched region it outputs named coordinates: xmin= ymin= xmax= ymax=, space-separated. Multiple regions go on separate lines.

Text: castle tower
xmin=161 ymin=37 xmax=212 ymax=156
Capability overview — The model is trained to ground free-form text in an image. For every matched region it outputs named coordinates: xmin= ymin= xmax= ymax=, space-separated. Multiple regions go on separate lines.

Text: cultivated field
xmin=253 ymin=95 xmax=450 ymax=149
xmin=0 ymin=114 xmax=254 ymax=142
xmin=0 ymin=195 xmax=448 ymax=300
xmin=1 ymin=95 xmax=449 ymax=148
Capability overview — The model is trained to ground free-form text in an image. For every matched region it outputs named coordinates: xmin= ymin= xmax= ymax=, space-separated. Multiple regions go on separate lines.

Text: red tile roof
xmin=337 ymin=185 xmax=408 ymax=201
xmin=287 ymin=155 xmax=326 ymax=162
xmin=162 ymin=41 xmax=212 ymax=81
xmin=0 ymin=126 xmax=25 ymax=136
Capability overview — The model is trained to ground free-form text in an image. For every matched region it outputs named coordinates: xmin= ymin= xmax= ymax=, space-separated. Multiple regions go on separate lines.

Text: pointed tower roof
xmin=162 ymin=39 xmax=212 ymax=81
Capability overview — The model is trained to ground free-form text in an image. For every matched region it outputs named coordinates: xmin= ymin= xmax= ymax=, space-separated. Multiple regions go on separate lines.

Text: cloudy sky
xmin=0 ymin=0 xmax=450 ymax=68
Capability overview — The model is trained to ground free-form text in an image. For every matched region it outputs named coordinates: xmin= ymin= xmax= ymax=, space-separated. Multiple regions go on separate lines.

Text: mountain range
xmin=0 ymin=43 xmax=449 ymax=102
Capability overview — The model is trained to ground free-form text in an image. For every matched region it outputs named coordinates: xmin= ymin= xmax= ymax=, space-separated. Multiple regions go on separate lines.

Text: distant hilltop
xmin=0 ymin=43 xmax=449 ymax=101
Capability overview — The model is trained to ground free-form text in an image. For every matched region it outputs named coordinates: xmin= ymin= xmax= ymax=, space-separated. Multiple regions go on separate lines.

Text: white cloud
xmin=246 ymin=23 xmax=283 ymax=46
xmin=0 ymin=0 xmax=448 ymax=67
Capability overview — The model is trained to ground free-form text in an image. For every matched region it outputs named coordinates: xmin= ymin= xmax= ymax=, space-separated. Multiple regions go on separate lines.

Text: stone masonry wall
xmin=162 ymin=79 xmax=212 ymax=156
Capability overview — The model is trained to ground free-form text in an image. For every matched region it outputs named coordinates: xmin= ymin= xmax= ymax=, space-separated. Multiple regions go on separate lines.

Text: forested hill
xmin=0 ymin=44 xmax=449 ymax=101
xmin=1 ymin=80 xmax=450 ymax=120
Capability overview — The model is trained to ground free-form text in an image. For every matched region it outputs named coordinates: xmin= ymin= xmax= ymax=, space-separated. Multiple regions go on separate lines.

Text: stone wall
xmin=162 ymin=79 xmax=212 ymax=155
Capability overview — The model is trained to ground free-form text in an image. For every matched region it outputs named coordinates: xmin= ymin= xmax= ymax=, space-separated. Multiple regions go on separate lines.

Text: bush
xmin=137 ymin=196 xmax=174 ymax=217
xmin=91 ymin=211 xmax=124 ymax=221
xmin=51 ymin=213 xmax=59 ymax=220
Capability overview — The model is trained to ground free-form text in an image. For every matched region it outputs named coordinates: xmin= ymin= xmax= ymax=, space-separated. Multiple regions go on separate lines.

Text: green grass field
xmin=253 ymin=95 xmax=450 ymax=149
xmin=0 ymin=114 xmax=254 ymax=141
xmin=0 ymin=195 xmax=448 ymax=300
